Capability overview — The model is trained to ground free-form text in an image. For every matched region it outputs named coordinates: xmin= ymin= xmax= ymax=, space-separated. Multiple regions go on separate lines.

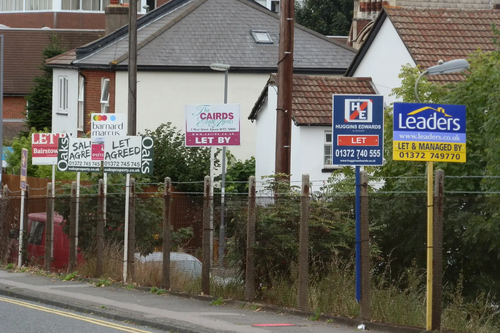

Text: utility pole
xmin=275 ymin=0 xmax=294 ymax=176
xmin=128 ymin=0 xmax=137 ymax=136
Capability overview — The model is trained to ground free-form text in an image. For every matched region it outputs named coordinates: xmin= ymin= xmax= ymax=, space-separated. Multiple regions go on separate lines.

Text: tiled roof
xmin=249 ymin=74 xmax=377 ymax=126
xmin=49 ymin=0 xmax=356 ymax=72
xmin=1 ymin=29 xmax=103 ymax=95
xmin=385 ymin=6 xmax=500 ymax=83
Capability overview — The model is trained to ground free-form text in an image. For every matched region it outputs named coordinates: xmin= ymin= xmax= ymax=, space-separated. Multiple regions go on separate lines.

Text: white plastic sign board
xmin=103 ymin=136 xmax=154 ymax=174
xmin=185 ymin=104 xmax=240 ymax=146
xmin=57 ymin=137 xmax=101 ymax=172
xmin=91 ymin=113 xmax=128 ymax=161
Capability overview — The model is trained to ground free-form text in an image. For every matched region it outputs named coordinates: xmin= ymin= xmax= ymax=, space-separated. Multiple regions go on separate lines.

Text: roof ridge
xmin=111 ymin=0 xmax=206 ymax=66
xmin=75 ymin=0 xmax=191 ymax=61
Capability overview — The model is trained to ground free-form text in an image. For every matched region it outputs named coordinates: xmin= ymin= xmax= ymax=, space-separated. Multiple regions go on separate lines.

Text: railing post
xmin=202 ymin=176 xmax=211 ymax=295
xmin=245 ymin=176 xmax=256 ymax=301
xmin=162 ymin=177 xmax=172 ymax=290
xmin=360 ymin=170 xmax=371 ymax=321
xmin=298 ymin=174 xmax=309 ymax=310
xmin=97 ymin=179 xmax=104 ymax=277
xmin=432 ymin=169 xmax=444 ymax=331
xmin=69 ymin=182 xmax=77 ymax=272
xmin=44 ymin=184 xmax=53 ymax=271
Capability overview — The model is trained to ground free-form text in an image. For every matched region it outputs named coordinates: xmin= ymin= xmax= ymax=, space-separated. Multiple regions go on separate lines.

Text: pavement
xmin=0 ymin=269 xmax=427 ymax=333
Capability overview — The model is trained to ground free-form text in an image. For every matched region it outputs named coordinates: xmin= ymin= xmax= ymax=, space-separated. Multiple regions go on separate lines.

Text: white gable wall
xmin=352 ymin=18 xmax=415 ymax=105
xmin=52 ymin=68 xmax=79 ymax=137
xmin=254 ymin=86 xmax=336 ymax=192
xmin=291 ymin=125 xmax=334 ymax=187
xmin=115 ymin=71 xmax=268 ymax=162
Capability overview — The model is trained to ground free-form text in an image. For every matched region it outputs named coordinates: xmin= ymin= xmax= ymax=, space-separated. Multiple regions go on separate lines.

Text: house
xmin=47 ymin=0 xmax=356 ymax=162
xmin=0 ymin=28 xmax=104 ymax=140
xmin=346 ymin=6 xmax=500 ymax=105
xmin=348 ymin=0 xmax=500 ymax=49
xmin=249 ymin=74 xmax=377 ymax=188
xmin=0 ymin=0 xmax=154 ymax=29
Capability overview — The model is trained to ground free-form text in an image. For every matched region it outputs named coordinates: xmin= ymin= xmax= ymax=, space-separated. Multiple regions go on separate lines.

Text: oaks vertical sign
xmin=185 ymin=104 xmax=240 ymax=146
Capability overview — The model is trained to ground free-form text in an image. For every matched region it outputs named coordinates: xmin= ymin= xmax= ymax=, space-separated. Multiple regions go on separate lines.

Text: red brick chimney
xmin=105 ymin=1 xmax=129 ymax=35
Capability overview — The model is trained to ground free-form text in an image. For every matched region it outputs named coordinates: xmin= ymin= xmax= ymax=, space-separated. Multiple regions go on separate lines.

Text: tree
xmin=372 ymin=46 xmax=500 ymax=299
xmin=295 ymin=0 xmax=353 ymax=36
xmin=24 ymin=35 xmax=66 ymax=133
xmin=142 ymin=122 xmax=217 ymax=192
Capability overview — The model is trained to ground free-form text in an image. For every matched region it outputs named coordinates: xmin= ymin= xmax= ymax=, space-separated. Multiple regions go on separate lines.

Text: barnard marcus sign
xmin=332 ymin=95 xmax=384 ymax=166
xmin=393 ymin=103 xmax=466 ymax=162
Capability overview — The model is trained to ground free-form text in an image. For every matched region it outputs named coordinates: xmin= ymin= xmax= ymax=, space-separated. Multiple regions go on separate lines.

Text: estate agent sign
xmin=393 ymin=103 xmax=466 ymax=163
xmin=185 ymin=104 xmax=240 ymax=146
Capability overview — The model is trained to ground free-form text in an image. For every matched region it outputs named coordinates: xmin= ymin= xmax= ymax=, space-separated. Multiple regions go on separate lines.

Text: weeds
xmin=5 ymin=263 xmax=14 ymax=270
xmin=63 ymin=271 xmax=78 ymax=281
xmin=308 ymin=309 xmax=321 ymax=321
xmin=150 ymin=287 xmax=166 ymax=295
xmin=210 ymin=297 xmax=225 ymax=306
xmin=95 ymin=278 xmax=112 ymax=287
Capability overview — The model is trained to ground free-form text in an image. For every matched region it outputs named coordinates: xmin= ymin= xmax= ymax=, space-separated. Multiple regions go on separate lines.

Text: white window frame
xmin=77 ymin=76 xmax=85 ymax=130
xmin=324 ymin=130 xmax=333 ymax=166
xmin=58 ymin=76 xmax=69 ymax=114
xmin=100 ymin=78 xmax=110 ymax=113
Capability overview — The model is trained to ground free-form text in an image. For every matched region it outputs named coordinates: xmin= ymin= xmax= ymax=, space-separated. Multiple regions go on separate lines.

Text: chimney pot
xmin=110 ymin=0 xmax=119 ymax=4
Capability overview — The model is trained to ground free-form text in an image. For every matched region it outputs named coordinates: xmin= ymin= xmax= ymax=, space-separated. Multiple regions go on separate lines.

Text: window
xmin=61 ymin=0 xmax=109 ymax=11
xmin=324 ymin=131 xmax=332 ymax=165
xmin=0 ymin=0 xmax=23 ymax=11
xmin=251 ymin=30 xmax=273 ymax=44
xmin=270 ymin=0 xmax=279 ymax=14
xmin=100 ymin=78 xmax=110 ymax=113
xmin=58 ymin=76 xmax=69 ymax=113
xmin=28 ymin=220 xmax=45 ymax=246
xmin=77 ymin=76 xmax=85 ymax=130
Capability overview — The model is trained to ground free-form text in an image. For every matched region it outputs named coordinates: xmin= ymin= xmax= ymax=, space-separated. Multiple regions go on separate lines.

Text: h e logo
xmin=344 ymin=99 xmax=373 ymax=123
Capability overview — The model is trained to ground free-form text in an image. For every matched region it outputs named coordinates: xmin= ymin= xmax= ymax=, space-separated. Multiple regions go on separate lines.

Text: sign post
xmin=332 ymin=94 xmax=384 ymax=303
xmin=18 ymin=148 xmax=28 ymax=266
xmin=393 ymin=102 xmax=466 ymax=330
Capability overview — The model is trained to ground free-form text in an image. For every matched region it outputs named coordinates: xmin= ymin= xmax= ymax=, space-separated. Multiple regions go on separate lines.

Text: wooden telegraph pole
xmin=275 ymin=0 xmax=294 ymax=176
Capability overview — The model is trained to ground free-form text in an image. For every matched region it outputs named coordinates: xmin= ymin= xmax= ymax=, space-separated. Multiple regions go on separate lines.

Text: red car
xmin=10 ymin=212 xmax=83 ymax=269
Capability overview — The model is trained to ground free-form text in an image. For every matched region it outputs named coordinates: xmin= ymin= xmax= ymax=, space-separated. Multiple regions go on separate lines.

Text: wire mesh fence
xmin=0 ymin=175 xmax=499 ymax=329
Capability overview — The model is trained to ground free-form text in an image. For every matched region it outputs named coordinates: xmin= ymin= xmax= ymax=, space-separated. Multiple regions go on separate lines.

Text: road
xmin=0 ymin=295 xmax=168 ymax=333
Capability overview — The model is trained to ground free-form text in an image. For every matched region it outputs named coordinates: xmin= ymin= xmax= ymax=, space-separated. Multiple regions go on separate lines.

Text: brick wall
xmin=81 ymin=70 xmax=116 ymax=135
xmin=3 ymin=96 xmax=26 ymax=119
xmin=0 ymin=12 xmax=105 ymax=29
xmin=396 ymin=0 xmax=500 ymax=9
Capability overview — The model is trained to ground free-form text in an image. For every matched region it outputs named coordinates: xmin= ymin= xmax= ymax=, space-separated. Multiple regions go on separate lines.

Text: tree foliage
xmin=25 ymin=35 xmax=66 ymax=133
xmin=295 ymin=0 xmax=353 ymax=36
xmin=142 ymin=122 xmax=217 ymax=192
xmin=372 ymin=44 xmax=500 ymax=299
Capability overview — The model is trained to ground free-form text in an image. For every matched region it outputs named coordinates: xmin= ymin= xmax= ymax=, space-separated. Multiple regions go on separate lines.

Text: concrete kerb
xmin=1 ymin=270 xmax=430 ymax=333
xmin=0 ymin=286 xmax=207 ymax=333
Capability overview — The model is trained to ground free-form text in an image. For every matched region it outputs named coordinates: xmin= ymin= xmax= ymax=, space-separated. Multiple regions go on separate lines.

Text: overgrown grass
xmin=25 ymin=241 xmax=500 ymax=333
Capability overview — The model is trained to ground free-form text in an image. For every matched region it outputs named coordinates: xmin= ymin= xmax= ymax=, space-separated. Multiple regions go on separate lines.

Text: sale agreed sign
xmin=57 ymin=137 xmax=101 ymax=172
xmin=185 ymin=104 xmax=240 ymax=146
xmin=393 ymin=103 xmax=466 ymax=162
xmin=103 ymin=136 xmax=154 ymax=174
xmin=332 ymin=95 xmax=384 ymax=166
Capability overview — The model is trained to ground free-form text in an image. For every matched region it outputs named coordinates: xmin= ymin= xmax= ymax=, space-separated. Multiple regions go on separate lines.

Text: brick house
xmin=47 ymin=0 xmax=356 ymax=162
xmin=346 ymin=6 xmax=500 ymax=105
xmin=0 ymin=29 xmax=104 ymax=140
xmin=348 ymin=0 xmax=500 ymax=49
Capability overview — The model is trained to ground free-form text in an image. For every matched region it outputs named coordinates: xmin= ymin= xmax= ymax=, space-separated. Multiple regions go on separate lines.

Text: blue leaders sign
xmin=393 ymin=103 xmax=466 ymax=163
xmin=332 ymin=95 xmax=384 ymax=166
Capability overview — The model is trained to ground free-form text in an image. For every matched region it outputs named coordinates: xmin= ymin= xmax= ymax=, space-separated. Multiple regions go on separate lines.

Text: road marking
xmin=0 ymin=296 xmax=153 ymax=333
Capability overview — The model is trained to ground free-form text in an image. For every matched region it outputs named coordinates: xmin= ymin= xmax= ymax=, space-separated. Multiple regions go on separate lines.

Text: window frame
xmin=100 ymin=78 xmax=110 ymax=113
xmin=77 ymin=76 xmax=85 ymax=131
xmin=58 ymin=76 xmax=69 ymax=114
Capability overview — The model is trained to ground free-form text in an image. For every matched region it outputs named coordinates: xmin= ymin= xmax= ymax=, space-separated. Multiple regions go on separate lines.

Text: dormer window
xmin=251 ymin=30 xmax=273 ymax=44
